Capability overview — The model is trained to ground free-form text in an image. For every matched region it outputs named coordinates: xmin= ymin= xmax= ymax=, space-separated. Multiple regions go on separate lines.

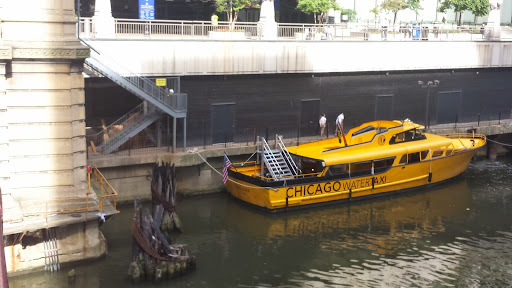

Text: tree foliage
xmin=215 ymin=0 xmax=259 ymax=24
xmin=340 ymin=8 xmax=357 ymax=21
xmin=296 ymin=0 xmax=340 ymax=24
xmin=438 ymin=0 xmax=489 ymax=26
xmin=407 ymin=0 xmax=422 ymax=16
xmin=380 ymin=0 xmax=408 ymax=24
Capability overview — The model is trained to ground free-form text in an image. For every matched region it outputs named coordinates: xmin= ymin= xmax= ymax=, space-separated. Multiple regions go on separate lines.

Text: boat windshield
xmin=389 ymin=128 xmax=426 ymax=144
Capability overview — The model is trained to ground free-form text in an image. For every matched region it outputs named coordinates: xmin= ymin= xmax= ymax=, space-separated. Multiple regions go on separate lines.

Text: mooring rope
xmin=187 ymin=149 xmax=279 ymax=191
xmin=486 ymin=138 xmax=512 ymax=148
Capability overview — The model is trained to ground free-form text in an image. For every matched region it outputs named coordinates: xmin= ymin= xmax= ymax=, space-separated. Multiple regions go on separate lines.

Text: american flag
xmin=223 ymin=153 xmax=232 ymax=184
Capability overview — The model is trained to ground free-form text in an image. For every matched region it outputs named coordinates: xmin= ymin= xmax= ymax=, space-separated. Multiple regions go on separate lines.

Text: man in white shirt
xmin=336 ymin=113 xmax=344 ymax=143
xmin=336 ymin=113 xmax=344 ymax=131
xmin=319 ymin=114 xmax=327 ymax=137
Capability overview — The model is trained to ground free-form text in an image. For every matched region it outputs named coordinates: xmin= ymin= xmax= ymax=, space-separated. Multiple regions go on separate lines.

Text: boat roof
xmin=287 ymin=120 xmax=454 ymax=165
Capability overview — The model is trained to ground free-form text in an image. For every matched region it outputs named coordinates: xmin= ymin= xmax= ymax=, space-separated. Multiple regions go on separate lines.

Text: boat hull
xmin=226 ymin=149 xmax=478 ymax=211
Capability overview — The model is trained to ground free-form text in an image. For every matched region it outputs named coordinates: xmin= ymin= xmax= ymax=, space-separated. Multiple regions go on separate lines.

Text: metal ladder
xmin=43 ymin=227 xmax=60 ymax=272
xmin=260 ymin=137 xmax=299 ymax=180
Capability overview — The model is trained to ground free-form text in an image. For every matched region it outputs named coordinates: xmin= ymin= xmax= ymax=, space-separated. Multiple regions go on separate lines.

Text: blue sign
xmin=139 ymin=0 xmax=155 ymax=20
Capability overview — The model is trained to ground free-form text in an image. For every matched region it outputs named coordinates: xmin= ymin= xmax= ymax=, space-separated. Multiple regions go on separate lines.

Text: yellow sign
xmin=155 ymin=78 xmax=166 ymax=86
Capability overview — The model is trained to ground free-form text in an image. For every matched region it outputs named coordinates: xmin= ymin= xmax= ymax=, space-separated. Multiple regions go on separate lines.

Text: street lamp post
xmin=418 ymin=80 xmax=440 ymax=129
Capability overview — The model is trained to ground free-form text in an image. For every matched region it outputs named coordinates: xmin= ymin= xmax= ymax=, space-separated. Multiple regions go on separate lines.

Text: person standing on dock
xmin=336 ymin=113 xmax=344 ymax=133
xmin=319 ymin=114 xmax=327 ymax=137
xmin=336 ymin=113 xmax=346 ymax=144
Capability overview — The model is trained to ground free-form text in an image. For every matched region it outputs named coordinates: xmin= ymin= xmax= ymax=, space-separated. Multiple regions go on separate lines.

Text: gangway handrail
xmin=261 ymin=137 xmax=287 ymax=180
xmin=277 ymin=135 xmax=301 ymax=175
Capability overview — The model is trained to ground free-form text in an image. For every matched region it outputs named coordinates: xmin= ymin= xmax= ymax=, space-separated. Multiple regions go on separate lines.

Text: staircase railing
xmin=87 ymin=102 xmax=146 ymax=149
xmin=97 ymin=106 xmax=161 ymax=154
xmin=278 ymin=135 xmax=301 ymax=175
xmin=261 ymin=137 xmax=287 ymax=180
xmin=86 ymin=49 xmax=187 ymax=114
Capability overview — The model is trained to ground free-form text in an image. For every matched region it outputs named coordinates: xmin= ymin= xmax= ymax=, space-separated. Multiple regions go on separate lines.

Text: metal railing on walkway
xmin=79 ymin=17 xmax=511 ymax=41
xmin=85 ymin=109 xmax=511 ymax=159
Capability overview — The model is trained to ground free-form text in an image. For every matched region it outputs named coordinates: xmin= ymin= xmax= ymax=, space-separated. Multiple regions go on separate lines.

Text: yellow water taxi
xmin=225 ymin=120 xmax=486 ymax=211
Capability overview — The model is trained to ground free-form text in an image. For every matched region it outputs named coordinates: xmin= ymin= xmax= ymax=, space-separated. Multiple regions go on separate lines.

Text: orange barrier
xmin=41 ymin=166 xmax=119 ymax=226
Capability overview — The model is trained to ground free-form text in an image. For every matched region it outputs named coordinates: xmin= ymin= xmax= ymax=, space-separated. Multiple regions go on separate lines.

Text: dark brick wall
xmin=85 ymin=68 xmax=512 ymax=145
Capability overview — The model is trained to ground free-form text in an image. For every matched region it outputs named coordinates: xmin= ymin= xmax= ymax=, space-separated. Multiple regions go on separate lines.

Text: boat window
xmin=399 ymin=155 xmax=407 ymax=164
xmin=377 ymin=127 xmax=388 ymax=134
xmin=432 ymin=148 xmax=445 ymax=158
xmin=352 ymin=126 xmax=375 ymax=137
xmin=389 ymin=129 xmax=427 ymax=145
xmin=350 ymin=161 xmax=372 ymax=177
xmin=408 ymin=152 xmax=421 ymax=163
xmin=296 ymin=156 xmax=324 ymax=175
xmin=420 ymin=150 xmax=429 ymax=160
xmin=326 ymin=164 xmax=350 ymax=179
xmin=374 ymin=157 xmax=395 ymax=173
xmin=446 ymin=149 xmax=454 ymax=156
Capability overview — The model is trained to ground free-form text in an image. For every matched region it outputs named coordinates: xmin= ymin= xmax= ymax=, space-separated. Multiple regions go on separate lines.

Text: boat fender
xmin=428 ymin=172 xmax=432 ymax=183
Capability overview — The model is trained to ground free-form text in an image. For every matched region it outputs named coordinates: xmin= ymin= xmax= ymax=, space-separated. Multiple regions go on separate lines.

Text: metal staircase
xmin=84 ymin=51 xmax=186 ymax=119
xmin=82 ymin=42 xmax=187 ymax=154
xmin=97 ymin=106 xmax=162 ymax=154
xmin=260 ymin=137 xmax=300 ymax=180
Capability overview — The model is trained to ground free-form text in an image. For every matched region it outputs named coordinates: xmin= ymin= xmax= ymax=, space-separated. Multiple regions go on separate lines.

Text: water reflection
xmin=8 ymin=160 xmax=512 ymax=287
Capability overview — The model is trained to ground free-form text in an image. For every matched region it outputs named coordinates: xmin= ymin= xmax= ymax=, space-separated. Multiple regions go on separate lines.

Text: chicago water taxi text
xmin=285 ymin=176 xmax=387 ymax=198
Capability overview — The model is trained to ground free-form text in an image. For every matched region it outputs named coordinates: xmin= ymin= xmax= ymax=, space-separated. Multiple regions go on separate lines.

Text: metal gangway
xmin=259 ymin=136 xmax=301 ymax=180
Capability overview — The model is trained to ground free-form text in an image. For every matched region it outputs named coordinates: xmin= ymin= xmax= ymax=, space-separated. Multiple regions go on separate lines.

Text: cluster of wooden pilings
xmin=128 ymin=163 xmax=195 ymax=282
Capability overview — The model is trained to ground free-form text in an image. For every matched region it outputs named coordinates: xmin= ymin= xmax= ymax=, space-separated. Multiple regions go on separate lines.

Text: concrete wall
xmin=5 ymin=221 xmax=106 ymax=275
xmin=89 ymin=146 xmax=257 ymax=201
xmin=87 ymin=40 xmax=512 ymax=76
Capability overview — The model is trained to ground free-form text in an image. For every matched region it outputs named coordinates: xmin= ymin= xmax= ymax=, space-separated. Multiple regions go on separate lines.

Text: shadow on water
xmin=9 ymin=159 xmax=512 ymax=287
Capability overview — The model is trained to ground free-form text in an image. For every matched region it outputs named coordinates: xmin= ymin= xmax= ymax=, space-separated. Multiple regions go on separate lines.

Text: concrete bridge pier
xmin=0 ymin=0 xmax=109 ymax=274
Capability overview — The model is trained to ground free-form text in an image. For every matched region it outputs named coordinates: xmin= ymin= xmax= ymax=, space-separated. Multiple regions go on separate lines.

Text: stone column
xmin=92 ymin=0 xmax=116 ymax=38
xmin=486 ymin=0 xmax=502 ymax=40
xmin=0 ymin=0 xmax=109 ymax=274
xmin=0 ymin=0 xmax=89 ymax=201
xmin=258 ymin=0 xmax=278 ymax=40
xmin=0 ymin=56 xmax=9 ymax=195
